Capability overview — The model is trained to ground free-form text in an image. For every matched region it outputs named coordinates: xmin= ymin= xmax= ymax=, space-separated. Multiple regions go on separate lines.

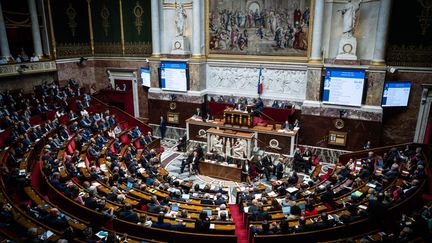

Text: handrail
xmin=255 ymin=109 xmax=276 ymax=130
xmin=91 ymin=96 xmax=152 ymax=134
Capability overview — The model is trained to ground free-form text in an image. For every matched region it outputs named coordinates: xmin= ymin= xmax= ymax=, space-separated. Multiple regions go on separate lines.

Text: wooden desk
xmin=199 ymin=160 xmax=242 ymax=182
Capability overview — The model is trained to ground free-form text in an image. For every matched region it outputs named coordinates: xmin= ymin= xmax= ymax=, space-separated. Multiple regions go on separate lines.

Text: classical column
xmin=192 ymin=0 xmax=201 ymax=57
xmin=309 ymin=0 xmax=324 ymax=63
xmin=372 ymin=0 xmax=392 ymax=65
xmin=28 ymin=0 xmax=43 ymax=57
xmin=0 ymin=1 xmax=11 ymax=58
xmin=151 ymin=0 xmax=161 ymax=57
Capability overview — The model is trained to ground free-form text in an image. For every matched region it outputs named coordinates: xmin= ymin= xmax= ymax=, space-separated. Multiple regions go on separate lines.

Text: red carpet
xmin=229 ymin=204 xmax=249 ymax=243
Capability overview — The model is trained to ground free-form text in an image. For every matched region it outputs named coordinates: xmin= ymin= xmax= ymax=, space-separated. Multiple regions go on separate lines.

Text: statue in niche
xmin=175 ymin=3 xmax=187 ymax=37
xmin=338 ymin=0 xmax=362 ymax=36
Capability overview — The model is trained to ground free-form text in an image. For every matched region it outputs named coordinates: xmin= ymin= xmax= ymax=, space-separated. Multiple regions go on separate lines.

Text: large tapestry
xmin=207 ymin=0 xmax=311 ymax=57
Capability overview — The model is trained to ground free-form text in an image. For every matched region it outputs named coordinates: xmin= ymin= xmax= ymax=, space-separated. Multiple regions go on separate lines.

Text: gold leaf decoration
xmin=133 ymin=1 xmax=144 ymax=35
xmin=101 ymin=4 xmax=110 ymax=37
xmin=66 ymin=3 xmax=77 ymax=37
xmin=418 ymin=0 xmax=432 ymax=35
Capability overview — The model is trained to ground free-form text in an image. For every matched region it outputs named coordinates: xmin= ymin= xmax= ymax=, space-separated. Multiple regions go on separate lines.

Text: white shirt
xmin=30 ymin=56 xmax=39 ymax=62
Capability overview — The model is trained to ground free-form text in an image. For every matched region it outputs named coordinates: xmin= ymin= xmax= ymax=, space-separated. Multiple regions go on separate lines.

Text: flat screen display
xmin=140 ymin=67 xmax=150 ymax=87
xmin=160 ymin=61 xmax=187 ymax=92
xmin=382 ymin=81 xmax=411 ymax=107
xmin=322 ymin=68 xmax=366 ymax=107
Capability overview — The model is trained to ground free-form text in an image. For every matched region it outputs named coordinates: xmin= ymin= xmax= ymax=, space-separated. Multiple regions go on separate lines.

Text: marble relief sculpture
xmin=233 ymin=138 xmax=246 ymax=158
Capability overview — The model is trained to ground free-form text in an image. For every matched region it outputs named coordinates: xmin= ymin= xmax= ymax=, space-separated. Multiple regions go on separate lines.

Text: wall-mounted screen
xmin=140 ymin=67 xmax=150 ymax=87
xmin=322 ymin=68 xmax=366 ymax=107
xmin=160 ymin=62 xmax=188 ymax=92
xmin=382 ymin=81 xmax=411 ymax=107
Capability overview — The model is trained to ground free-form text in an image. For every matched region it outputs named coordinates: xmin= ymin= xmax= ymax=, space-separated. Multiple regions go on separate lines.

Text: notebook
xmin=182 ymin=194 xmax=190 ymax=200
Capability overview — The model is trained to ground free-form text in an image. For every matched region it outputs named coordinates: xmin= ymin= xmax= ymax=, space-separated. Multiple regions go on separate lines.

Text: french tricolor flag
xmin=257 ymin=66 xmax=263 ymax=95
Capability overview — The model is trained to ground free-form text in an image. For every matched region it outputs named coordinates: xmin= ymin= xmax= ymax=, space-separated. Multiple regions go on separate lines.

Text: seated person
xmin=177 ymin=135 xmax=187 ymax=152
xmin=280 ymin=120 xmax=291 ymax=131
xmin=251 ymin=220 xmax=274 ymax=235
xmin=195 ymin=211 xmax=211 ymax=232
xmin=117 ymin=204 xmax=140 ymax=223
xmin=193 ymin=107 xmax=202 ymax=119
xmin=152 ymin=212 xmax=185 ymax=230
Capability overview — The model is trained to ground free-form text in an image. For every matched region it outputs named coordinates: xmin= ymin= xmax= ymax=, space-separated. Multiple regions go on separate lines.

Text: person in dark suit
xmin=180 ymin=149 xmax=194 ymax=174
xmin=159 ymin=116 xmax=167 ymax=140
xmin=195 ymin=211 xmax=211 ymax=232
xmin=117 ymin=204 xmax=140 ymax=223
xmin=242 ymin=160 xmax=252 ymax=184
xmin=275 ymin=159 xmax=285 ymax=180
xmin=200 ymin=194 xmax=214 ymax=205
xmin=262 ymin=155 xmax=274 ymax=181
xmin=43 ymin=208 xmax=68 ymax=230
xmin=177 ymin=135 xmax=187 ymax=152
xmin=147 ymin=196 xmax=161 ymax=213
xmin=251 ymin=220 xmax=274 ymax=235
xmin=293 ymin=148 xmax=307 ymax=174
xmin=194 ymin=108 xmax=202 ymax=118
xmin=281 ymin=120 xmax=290 ymax=131
xmin=153 ymin=212 xmax=185 ymax=230
xmin=190 ymin=151 xmax=202 ymax=175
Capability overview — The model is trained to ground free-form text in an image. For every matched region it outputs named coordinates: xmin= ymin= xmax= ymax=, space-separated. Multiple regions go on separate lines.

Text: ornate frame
xmin=205 ymin=0 xmax=315 ymax=62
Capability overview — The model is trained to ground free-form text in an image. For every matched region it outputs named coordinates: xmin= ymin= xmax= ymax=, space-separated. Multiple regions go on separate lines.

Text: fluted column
xmin=0 ymin=1 xmax=11 ymax=58
xmin=151 ymin=0 xmax=161 ymax=57
xmin=309 ymin=0 xmax=324 ymax=63
xmin=192 ymin=0 xmax=201 ymax=57
xmin=28 ymin=0 xmax=43 ymax=57
xmin=372 ymin=0 xmax=392 ymax=65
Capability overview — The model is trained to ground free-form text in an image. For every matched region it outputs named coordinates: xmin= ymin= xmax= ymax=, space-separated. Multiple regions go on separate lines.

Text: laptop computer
xmin=297 ymin=204 xmax=306 ymax=211
xmin=282 ymin=206 xmax=291 ymax=215
xmin=203 ymin=209 xmax=212 ymax=217
xmin=181 ymin=194 xmax=190 ymax=200
xmin=171 ymin=205 xmax=179 ymax=212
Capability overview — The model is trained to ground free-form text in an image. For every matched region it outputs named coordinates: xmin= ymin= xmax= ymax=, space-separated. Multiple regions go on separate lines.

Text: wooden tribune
xmin=199 ymin=160 xmax=242 ymax=182
xmin=223 ymin=109 xmax=253 ymax=127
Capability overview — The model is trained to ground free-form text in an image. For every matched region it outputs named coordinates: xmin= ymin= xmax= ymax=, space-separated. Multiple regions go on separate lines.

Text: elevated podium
xmin=223 ymin=109 xmax=253 ymax=128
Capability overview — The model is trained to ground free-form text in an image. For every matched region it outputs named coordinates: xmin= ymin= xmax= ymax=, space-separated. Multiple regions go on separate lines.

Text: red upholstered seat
xmin=134 ymin=139 xmax=142 ymax=149
xmin=120 ymin=133 xmax=131 ymax=144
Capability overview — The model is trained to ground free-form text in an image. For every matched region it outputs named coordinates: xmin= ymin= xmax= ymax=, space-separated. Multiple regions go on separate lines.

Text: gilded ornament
xmin=66 ymin=3 xmax=77 ymax=37
xmin=418 ymin=0 xmax=432 ymax=35
xmin=133 ymin=1 xmax=144 ymax=35
xmin=101 ymin=5 xmax=110 ymax=37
